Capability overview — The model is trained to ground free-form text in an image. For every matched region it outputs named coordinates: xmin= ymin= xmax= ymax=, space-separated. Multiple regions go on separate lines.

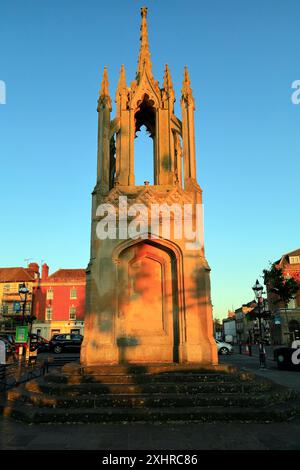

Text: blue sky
xmin=0 ymin=0 xmax=299 ymax=319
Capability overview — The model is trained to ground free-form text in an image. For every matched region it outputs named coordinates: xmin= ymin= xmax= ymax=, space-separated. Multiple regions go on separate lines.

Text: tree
xmin=213 ymin=318 xmax=223 ymax=334
xmin=263 ymin=263 xmax=299 ymax=343
xmin=263 ymin=263 xmax=299 ymax=308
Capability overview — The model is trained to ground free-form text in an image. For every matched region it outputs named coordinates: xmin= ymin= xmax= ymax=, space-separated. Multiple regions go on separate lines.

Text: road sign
xmin=13 ymin=301 xmax=21 ymax=312
xmin=15 ymin=326 xmax=28 ymax=343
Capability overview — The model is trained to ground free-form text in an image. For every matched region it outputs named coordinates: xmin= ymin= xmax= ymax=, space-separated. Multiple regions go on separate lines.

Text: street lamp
xmin=19 ymin=283 xmax=29 ymax=326
xmin=252 ymin=279 xmax=266 ymax=368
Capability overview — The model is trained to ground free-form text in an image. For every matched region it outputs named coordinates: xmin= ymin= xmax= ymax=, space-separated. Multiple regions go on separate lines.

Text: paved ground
xmin=0 ymin=352 xmax=300 ymax=450
xmin=221 ymin=349 xmax=300 ymax=392
xmin=1 ymin=418 xmax=300 ymax=450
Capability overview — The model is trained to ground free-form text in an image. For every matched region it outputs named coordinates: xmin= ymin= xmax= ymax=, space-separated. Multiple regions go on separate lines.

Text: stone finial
xmin=163 ymin=64 xmax=173 ymax=91
xmin=181 ymin=66 xmax=194 ymax=106
xmin=136 ymin=6 xmax=153 ymax=81
xmin=98 ymin=66 xmax=112 ymax=109
xmin=162 ymin=64 xmax=175 ymax=110
xmin=100 ymin=66 xmax=109 ymax=97
xmin=141 ymin=6 xmax=148 ymax=17
xmin=116 ymin=64 xmax=127 ymax=95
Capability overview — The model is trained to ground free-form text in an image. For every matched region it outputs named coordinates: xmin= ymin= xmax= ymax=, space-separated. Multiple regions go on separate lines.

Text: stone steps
xmin=25 ymin=379 xmax=271 ymax=396
xmin=44 ymin=371 xmax=246 ymax=385
xmin=9 ymin=387 xmax=288 ymax=409
xmin=3 ymin=402 xmax=299 ymax=424
xmin=2 ymin=363 xmax=299 ymax=424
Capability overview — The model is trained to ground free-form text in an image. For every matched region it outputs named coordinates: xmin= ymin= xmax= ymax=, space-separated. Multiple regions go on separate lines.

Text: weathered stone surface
xmin=81 ymin=7 xmax=217 ymax=366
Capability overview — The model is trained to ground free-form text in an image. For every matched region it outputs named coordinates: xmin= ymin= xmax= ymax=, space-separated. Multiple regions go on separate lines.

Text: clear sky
xmin=0 ymin=0 xmax=299 ymax=319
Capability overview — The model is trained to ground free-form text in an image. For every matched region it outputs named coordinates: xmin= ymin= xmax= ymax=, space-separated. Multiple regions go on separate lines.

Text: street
xmin=220 ymin=347 xmax=300 ymax=392
xmin=0 ymin=350 xmax=300 ymax=450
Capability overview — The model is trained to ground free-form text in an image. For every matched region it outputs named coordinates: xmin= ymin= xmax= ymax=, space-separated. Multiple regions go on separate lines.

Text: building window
xmin=289 ymin=256 xmax=300 ymax=264
xmin=3 ymin=284 xmax=10 ymax=293
xmin=71 ymin=329 xmax=80 ymax=335
xmin=1 ymin=304 xmax=8 ymax=315
xmin=70 ymin=288 xmax=77 ymax=299
xmin=45 ymin=307 xmax=52 ymax=320
xmin=288 ymin=297 xmax=296 ymax=309
xmin=69 ymin=306 xmax=76 ymax=320
xmin=51 ymin=329 xmax=60 ymax=337
xmin=46 ymin=288 xmax=53 ymax=300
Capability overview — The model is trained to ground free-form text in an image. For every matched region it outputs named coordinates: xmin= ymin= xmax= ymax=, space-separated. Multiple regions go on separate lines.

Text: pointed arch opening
xmin=134 ymin=94 xmax=156 ymax=185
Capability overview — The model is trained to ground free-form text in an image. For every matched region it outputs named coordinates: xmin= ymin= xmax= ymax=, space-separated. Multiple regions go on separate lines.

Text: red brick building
xmin=268 ymin=248 xmax=300 ymax=345
xmin=32 ymin=264 xmax=86 ymax=339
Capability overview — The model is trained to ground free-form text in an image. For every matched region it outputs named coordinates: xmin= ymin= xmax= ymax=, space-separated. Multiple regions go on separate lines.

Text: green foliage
xmin=263 ymin=263 xmax=299 ymax=307
xmin=213 ymin=318 xmax=222 ymax=332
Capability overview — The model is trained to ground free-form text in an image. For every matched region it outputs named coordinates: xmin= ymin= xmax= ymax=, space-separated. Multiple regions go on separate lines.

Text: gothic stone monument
xmin=80 ymin=7 xmax=218 ymax=366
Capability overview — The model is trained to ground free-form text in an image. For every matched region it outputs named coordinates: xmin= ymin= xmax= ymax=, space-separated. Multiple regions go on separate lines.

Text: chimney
xmin=28 ymin=262 xmax=40 ymax=277
xmin=42 ymin=263 xmax=49 ymax=280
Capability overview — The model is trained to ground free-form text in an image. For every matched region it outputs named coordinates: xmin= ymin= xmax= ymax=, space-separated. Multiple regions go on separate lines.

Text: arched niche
xmin=113 ymin=237 xmax=184 ymax=363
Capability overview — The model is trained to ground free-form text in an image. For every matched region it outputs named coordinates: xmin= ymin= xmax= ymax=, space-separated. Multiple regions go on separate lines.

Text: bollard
xmin=0 ymin=364 xmax=6 ymax=392
xmin=259 ymin=343 xmax=266 ymax=368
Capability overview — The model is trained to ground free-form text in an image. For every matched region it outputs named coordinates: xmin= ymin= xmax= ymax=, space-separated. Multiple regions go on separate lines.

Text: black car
xmin=0 ymin=333 xmax=15 ymax=346
xmin=49 ymin=334 xmax=83 ymax=354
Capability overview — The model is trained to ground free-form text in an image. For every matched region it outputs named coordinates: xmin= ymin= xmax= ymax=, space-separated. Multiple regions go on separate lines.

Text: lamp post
xmin=18 ymin=283 xmax=30 ymax=362
xmin=19 ymin=283 xmax=29 ymax=326
xmin=252 ymin=279 xmax=266 ymax=368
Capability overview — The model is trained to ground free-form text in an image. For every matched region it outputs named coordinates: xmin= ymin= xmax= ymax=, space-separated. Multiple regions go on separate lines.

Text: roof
xmin=285 ymin=248 xmax=300 ymax=257
xmin=0 ymin=267 xmax=36 ymax=283
xmin=47 ymin=269 xmax=86 ymax=282
xmin=276 ymin=248 xmax=300 ymax=265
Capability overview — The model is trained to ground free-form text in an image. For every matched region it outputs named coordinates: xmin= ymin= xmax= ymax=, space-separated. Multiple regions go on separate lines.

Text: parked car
xmin=0 ymin=337 xmax=15 ymax=356
xmin=29 ymin=334 xmax=50 ymax=353
xmin=215 ymin=339 xmax=233 ymax=355
xmin=0 ymin=333 xmax=15 ymax=346
xmin=49 ymin=334 xmax=83 ymax=354
xmin=274 ymin=346 xmax=300 ymax=371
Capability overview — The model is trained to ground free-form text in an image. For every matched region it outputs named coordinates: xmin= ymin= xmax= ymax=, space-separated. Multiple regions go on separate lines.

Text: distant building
xmin=0 ymin=263 xmax=40 ymax=327
xmin=222 ymin=316 xmax=237 ymax=343
xmin=235 ymin=302 xmax=255 ymax=343
xmin=33 ymin=264 xmax=86 ymax=339
xmin=235 ymin=301 xmax=271 ymax=345
xmin=267 ymin=248 xmax=300 ymax=345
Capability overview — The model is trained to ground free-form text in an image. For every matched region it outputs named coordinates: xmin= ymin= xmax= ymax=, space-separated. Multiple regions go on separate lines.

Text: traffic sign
xmin=15 ymin=326 xmax=28 ymax=343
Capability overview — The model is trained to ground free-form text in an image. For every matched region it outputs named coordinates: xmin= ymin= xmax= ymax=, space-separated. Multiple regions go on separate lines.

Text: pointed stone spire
xmin=162 ymin=64 xmax=175 ymax=111
xmin=98 ymin=66 xmax=112 ymax=110
xmin=116 ymin=65 xmax=128 ymax=111
xmin=100 ymin=66 xmax=109 ymax=97
xmin=181 ymin=66 xmax=194 ymax=105
xmin=116 ymin=64 xmax=127 ymax=94
xmin=163 ymin=64 xmax=173 ymax=91
xmin=136 ymin=6 xmax=153 ymax=81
